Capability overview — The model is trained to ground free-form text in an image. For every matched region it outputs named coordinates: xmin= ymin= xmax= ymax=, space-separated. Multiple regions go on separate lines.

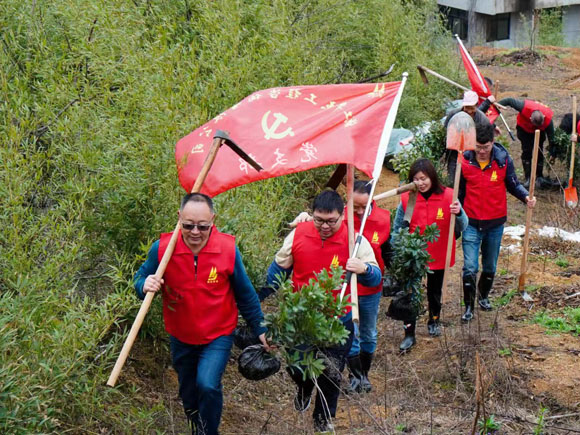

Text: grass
xmin=533 ymin=308 xmax=580 ymax=336
xmin=554 ymin=255 xmax=570 ymax=268
xmin=495 ymin=289 xmax=517 ymax=307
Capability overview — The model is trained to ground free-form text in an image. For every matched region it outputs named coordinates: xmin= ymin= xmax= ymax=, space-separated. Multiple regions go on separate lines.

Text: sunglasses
xmin=181 ymin=222 xmax=212 ymax=232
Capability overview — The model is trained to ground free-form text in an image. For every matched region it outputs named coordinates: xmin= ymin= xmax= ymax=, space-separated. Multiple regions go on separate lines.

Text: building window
xmin=487 ymin=13 xmax=510 ymax=42
xmin=439 ymin=6 xmax=468 ymax=40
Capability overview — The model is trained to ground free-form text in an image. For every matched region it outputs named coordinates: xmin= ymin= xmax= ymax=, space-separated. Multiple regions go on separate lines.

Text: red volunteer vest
xmin=291 ymin=221 xmax=352 ymax=313
xmin=461 ymin=157 xmax=508 ymax=222
xmin=402 ymin=188 xmax=454 ymax=270
xmin=349 ymin=202 xmax=390 ymax=295
xmin=517 ymin=100 xmax=553 ymax=133
xmin=158 ymin=227 xmax=237 ymax=345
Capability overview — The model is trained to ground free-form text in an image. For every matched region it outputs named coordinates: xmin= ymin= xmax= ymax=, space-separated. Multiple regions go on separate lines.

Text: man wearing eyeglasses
xmin=134 ymin=193 xmax=269 ymax=435
xmin=459 ymin=122 xmax=536 ymax=322
xmin=259 ymin=189 xmax=381 ymax=432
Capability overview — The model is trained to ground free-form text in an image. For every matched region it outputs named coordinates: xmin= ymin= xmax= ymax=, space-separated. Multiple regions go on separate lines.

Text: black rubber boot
xmin=399 ymin=322 xmax=416 ymax=353
xmin=345 ymin=355 xmax=364 ymax=394
xmin=478 ymin=272 xmax=494 ymax=311
xmin=359 ymin=351 xmax=374 ymax=393
xmin=462 ymin=274 xmax=477 ymax=322
xmin=427 ymin=316 xmax=441 ymax=336
xmin=522 ymin=159 xmax=532 ymax=188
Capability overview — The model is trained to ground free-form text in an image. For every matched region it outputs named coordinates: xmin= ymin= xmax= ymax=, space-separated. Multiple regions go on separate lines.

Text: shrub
xmin=263 ymin=266 xmax=350 ymax=380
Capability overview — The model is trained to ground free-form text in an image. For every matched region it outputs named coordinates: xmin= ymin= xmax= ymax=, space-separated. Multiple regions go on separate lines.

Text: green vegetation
xmin=534 ymin=308 xmax=580 ymax=336
xmin=390 ymin=224 xmax=439 ymax=314
xmin=264 ymin=266 xmax=349 ymax=380
xmin=534 ymin=406 xmax=548 ymax=435
xmin=1 ymin=0 xmax=458 ymax=431
xmin=555 ymin=255 xmax=570 ymax=269
xmin=498 ymin=347 xmax=512 ymax=357
xmin=479 ymin=414 xmax=501 ymax=434
xmin=495 ymin=289 xmax=517 ymax=307
xmin=538 ymin=8 xmax=564 ymax=47
xmin=392 ymin=122 xmax=447 ymax=182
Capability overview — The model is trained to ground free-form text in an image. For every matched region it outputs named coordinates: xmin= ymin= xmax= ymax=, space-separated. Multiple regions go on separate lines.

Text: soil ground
xmin=122 ymin=47 xmax=580 ymax=434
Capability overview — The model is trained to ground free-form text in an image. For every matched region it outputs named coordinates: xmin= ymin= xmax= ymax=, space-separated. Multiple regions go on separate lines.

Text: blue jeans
xmin=349 ymin=291 xmax=381 ymax=356
xmin=170 ymin=334 xmax=234 ymax=435
xmin=462 ymin=224 xmax=504 ymax=278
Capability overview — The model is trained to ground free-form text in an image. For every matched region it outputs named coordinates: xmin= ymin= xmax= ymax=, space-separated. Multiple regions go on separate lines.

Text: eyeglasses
xmin=313 ymin=216 xmax=341 ymax=227
xmin=181 ymin=222 xmax=212 ymax=232
xmin=475 ymin=143 xmax=492 ymax=152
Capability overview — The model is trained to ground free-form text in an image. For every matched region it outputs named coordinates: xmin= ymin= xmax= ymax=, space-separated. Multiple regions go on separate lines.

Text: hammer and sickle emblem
xmin=261 ymin=111 xmax=295 ymax=140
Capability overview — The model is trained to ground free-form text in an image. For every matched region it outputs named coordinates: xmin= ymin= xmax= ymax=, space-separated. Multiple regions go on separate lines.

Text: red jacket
xmin=291 ymin=221 xmax=352 ymax=313
xmin=517 ymin=100 xmax=553 ymax=133
xmin=402 ymin=188 xmax=454 ymax=270
xmin=350 ymin=202 xmax=390 ymax=295
xmin=158 ymin=227 xmax=237 ymax=345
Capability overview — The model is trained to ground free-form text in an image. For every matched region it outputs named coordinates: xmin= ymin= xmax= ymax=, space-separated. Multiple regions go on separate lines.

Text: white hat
xmin=462 ymin=90 xmax=479 ymax=107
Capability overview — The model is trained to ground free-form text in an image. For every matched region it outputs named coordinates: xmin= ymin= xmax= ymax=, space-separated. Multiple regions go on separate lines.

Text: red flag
xmin=455 ymin=36 xmax=499 ymax=123
xmin=176 ymin=82 xmax=402 ymax=197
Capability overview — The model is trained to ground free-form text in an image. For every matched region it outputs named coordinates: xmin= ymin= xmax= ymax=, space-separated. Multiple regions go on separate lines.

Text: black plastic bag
xmin=386 ymin=290 xmax=419 ymax=321
xmin=238 ymin=344 xmax=281 ymax=381
xmin=382 ymin=275 xmax=400 ymax=297
xmin=233 ymin=323 xmax=260 ymax=350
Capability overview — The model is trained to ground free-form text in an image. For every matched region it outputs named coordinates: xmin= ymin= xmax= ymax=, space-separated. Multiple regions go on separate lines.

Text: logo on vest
xmin=436 ymin=208 xmax=444 ymax=220
xmin=371 ymin=231 xmax=379 ymax=244
xmin=207 ymin=267 xmax=219 ymax=284
xmin=490 ymin=170 xmax=498 ymax=182
xmin=330 ymin=255 xmax=340 ymax=268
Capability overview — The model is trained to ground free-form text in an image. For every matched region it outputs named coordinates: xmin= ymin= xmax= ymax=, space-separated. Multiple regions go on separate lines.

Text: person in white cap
xmin=444 ymin=90 xmax=492 ymax=183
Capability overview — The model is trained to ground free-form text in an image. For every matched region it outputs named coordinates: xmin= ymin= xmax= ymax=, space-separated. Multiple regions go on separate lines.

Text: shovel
xmin=441 ymin=112 xmax=476 ymax=304
xmin=564 ymin=96 xmax=578 ymax=208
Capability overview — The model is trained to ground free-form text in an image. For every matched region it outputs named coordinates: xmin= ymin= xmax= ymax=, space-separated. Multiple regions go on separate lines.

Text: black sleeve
xmin=458 ymin=171 xmax=467 ymax=205
xmin=381 ymin=236 xmax=393 ymax=269
xmin=498 ymin=98 xmax=524 ymax=112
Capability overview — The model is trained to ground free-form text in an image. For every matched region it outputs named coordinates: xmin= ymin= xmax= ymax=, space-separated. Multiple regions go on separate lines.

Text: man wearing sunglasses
xmin=134 ymin=193 xmax=269 ymax=435
xmin=259 ymin=189 xmax=381 ymax=432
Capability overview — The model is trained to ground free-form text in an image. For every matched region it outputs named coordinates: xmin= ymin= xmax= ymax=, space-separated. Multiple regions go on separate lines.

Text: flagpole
xmin=454 ymin=34 xmax=515 ymax=140
xmin=340 ymin=72 xmax=409 ymax=301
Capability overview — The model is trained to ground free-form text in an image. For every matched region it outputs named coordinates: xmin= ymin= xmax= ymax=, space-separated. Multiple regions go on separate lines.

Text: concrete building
xmin=438 ymin=0 xmax=580 ymax=47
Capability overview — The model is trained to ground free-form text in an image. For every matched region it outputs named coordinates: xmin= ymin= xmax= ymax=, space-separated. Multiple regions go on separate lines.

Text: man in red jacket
xmin=459 ymin=122 xmax=536 ymax=322
xmin=134 ymin=193 xmax=269 ymax=435
xmin=260 ymin=190 xmax=381 ymax=432
xmin=481 ymin=97 xmax=556 ymax=189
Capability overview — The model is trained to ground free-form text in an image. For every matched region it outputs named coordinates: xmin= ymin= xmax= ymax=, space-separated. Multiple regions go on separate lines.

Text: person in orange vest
xmin=134 ymin=193 xmax=270 ymax=435
xmin=345 ymin=180 xmax=392 ymax=393
xmin=260 ymin=189 xmax=381 ymax=432
xmin=391 ymin=159 xmax=468 ymax=351
xmin=481 ymin=96 xmax=556 ymax=189
xmin=459 ymin=122 xmax=536 ymax=322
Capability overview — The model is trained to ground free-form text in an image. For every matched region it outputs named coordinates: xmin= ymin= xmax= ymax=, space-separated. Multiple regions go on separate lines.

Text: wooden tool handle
xmin=570 ymin=96 xmax=577 ymax=182
xmin=373 ymin=181 xmax=417 ymax=201
xmin=346 ymin=165 xmax=359 ymax=324
xmin=518 ymin=130 xmax=540 ymax=291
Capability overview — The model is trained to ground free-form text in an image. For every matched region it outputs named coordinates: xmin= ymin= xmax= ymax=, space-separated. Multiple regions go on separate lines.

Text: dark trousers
xmin=517 ymin=125 xmax=546 ymax=178
xmin=170 ymin=334 xmax=234 ymax=435
xmin=426 ymin=269 xmax=445 ymax=321
xmin=288 ymin=317 xmax=355 ymax=426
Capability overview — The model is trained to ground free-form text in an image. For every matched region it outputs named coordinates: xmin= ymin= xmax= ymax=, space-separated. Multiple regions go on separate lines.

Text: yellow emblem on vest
xmin=207 ymin=267 xmax=219 ymax=284
xmin=436 ymin=208 xmax=444 ymax=220
xmin=371 ymin=231 xmax=379 ymax=244
xmin=330 ymin=255 xmax=340 ymax=268
xmin=490 ymin=170 xmax=498 ymax=182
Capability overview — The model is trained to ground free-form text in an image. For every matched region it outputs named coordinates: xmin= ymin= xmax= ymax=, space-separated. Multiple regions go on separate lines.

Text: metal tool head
xmin=446 ymin=111 xmax=476 ymax=151
xmin=213 ymin=130 xmax=263 ymax=172
xmin=417 ymin=65 xmax=429 ymax=85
